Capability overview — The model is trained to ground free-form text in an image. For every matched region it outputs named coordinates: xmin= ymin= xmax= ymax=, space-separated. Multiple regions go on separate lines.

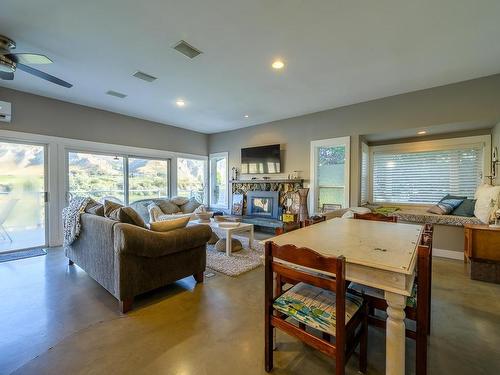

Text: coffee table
xmin=191 ymin=219 xmax=254 ymax=256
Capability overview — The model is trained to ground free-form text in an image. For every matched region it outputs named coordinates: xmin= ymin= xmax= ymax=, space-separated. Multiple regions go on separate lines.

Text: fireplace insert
xmin=246 ymin=191 xmax=280 ymax=219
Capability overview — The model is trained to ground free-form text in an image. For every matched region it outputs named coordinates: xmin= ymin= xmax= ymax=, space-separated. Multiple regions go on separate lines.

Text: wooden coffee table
xmin=192 ymin=219 xmax=254 ymax=256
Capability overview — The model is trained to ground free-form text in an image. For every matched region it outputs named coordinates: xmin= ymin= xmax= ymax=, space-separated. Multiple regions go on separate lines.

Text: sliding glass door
xmin=67 ymin=151 xmax=170 ymax=205
xmin=177 ymin=158 xmax=206 ymax=203
xmin=0 ymin=140 xmax=47 ymax=252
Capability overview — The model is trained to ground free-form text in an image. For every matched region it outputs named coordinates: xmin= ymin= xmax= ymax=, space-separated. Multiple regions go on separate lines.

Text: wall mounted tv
xmin=241 ymin=144 xmax=281 ymax=174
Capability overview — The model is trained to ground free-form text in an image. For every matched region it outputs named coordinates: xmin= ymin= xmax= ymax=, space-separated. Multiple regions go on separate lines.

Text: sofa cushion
xmin=85 ymin=198 xmax=104 ymax=216
xmin=157 ymin=200 xmax=181 ymax=214
xmin=104 ymin=200 xmax=146 ymax=228
xmin=170 ymin=196 xmax=190 ymax=206
xmin=181 ymin=197 xmax=202 ymax=213
xmin=474 ymin=184 xmax=500 ymax=223
xmin=147 ymin=202 xmax=164 ymax=222
xmin=149 ymin=215 xmax=190 ymax=232
xmin=273 ymin=282 xmax=363 ymax=336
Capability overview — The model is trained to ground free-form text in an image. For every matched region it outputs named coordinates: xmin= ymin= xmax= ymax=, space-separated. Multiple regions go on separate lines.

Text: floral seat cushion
xmin=273 ymin=282 xmax=363 ymax=336
xmin=348 ymin=282 xmax=417 ymax=308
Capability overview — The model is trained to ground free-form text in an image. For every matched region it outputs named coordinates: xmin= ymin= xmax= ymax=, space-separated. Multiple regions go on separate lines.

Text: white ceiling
xmin=1 ymin=0 xmax=500 ymax=134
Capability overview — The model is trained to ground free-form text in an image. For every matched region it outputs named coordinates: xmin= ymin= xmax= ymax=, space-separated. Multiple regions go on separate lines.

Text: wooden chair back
xmin=353 ymin=212 xmax=398 ymax=222
xmin=264 ymin=241 xmax=351 ymax=372
xmin=274 ymin=222 xmax=301 ymax=236
xmin=302 ymin=215 xmax=327 ymax=227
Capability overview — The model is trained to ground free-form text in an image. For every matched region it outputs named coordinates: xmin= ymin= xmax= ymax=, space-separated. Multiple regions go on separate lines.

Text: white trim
xmin=433 ymin=248 xmax=464 ymax=260
xmin=209 ymin=152 xmax=229 ymax=209
xmin=0 ymin=129 xmax=208 ymax=247
xmin=310 ymin=136 xmax=350 ymax=212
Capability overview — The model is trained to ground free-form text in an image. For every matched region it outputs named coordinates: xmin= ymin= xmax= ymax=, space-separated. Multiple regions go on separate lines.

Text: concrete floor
xmin=1 ymin=248 xmax=500 ymax=375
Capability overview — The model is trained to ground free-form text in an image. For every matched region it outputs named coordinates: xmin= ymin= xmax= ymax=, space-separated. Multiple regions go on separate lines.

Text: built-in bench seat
xmin=393 ymin=209 xmax=482 ymax=227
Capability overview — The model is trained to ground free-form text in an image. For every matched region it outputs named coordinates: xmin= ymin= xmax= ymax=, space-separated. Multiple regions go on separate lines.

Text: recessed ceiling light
xmin=272 ymin=60 xmax=285 ymax=70
xmin=176 ymin=99 xmax=186 ymax=107
xmin=244 ymin=115 xmax=249 ymax=118
xmin=417 ymin=130 xmax=427 ymax=135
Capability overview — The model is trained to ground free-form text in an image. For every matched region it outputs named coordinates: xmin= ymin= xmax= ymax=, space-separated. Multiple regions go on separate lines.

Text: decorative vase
xmin=297 ymin=188 xmax=309 ymax=222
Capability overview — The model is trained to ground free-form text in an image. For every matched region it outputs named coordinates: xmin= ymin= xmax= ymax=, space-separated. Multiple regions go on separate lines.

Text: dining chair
xmin=349 ymin=225 xmax=433 ymax=375
xmin=265 ymin=241 xmax=368 ymax=375
xmin=353 ymin=212 xmax=398 ymax=222
xmin=0 ymin=198 xmax=18 ymax=243
xmin=302 ymin=215 xmax=327 ymax=227
xmin=274 ymin=221 xmax=301 ymax=236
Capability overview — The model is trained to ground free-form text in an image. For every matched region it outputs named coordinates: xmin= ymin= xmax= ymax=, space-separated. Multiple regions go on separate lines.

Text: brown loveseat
xmin=65 ymin=213 xmax=212 ymax=313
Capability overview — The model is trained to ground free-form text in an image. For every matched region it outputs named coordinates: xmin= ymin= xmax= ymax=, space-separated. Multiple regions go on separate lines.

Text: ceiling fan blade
xmin=9 ymin=53 xmax=53 ymax=65
xmin=0 ymin=71 xmax=14 ymax=80
xmin=16 ymin=63 xmax=72 ymax=88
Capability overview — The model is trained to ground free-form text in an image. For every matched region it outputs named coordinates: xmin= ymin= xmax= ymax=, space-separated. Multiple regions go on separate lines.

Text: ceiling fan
xmin=0 ymin=35 xmax=72 ymax=88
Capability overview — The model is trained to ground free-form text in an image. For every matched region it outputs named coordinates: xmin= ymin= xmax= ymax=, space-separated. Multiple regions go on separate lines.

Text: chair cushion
xmin=273 ymin=282 xmax=363 ymax=335
xmin=348 ymin=282 xmax=417 ymax=308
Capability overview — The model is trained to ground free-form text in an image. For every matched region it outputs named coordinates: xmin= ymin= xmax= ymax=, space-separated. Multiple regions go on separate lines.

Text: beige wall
xmin=0 ymin=87 xmax=208 ymax=155
xmin=209 ymin=74 xmax=500 ymax=206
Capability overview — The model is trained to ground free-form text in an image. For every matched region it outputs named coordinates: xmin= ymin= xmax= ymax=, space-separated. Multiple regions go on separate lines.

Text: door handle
xmin=44 ymin=192 xmax=49 ymax=203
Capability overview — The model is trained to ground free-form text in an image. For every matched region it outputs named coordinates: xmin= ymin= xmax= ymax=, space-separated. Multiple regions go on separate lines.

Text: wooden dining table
xmin=266 ymin=217 xmax=424 ymax=375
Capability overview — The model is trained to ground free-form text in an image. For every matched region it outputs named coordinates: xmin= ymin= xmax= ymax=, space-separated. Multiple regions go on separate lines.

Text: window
xmin=177 ymin=158 xmax=207 ymax=203
xmin=68 ymin=151 xmax=125 ymax=203
xmin=209 ymin=152 xmax=228 ymax=208
xmin=128 ymin=158 xmax=169 ymax=203
xmin=371 ymin=138 xmax=486 ymax=204
xmin=310 ymin=137 xmax=350 ymax=211
xmin=360 ymin=142 xmax=369 ymax=204
xmin=68 ymin=152 xmax=170 ymax=204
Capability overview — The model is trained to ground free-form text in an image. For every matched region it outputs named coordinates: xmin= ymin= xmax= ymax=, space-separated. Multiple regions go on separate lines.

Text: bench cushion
xmin=273 ymin=282 xmax=363 ymax=335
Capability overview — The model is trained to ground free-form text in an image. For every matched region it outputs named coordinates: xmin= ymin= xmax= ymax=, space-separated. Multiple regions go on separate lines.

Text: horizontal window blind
xmin=372 ymin=146 xmax=482 ymax=204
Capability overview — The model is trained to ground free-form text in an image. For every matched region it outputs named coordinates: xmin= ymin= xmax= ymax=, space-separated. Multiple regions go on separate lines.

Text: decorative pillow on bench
xmin=427 ymin=195 xmax=464 ymax=215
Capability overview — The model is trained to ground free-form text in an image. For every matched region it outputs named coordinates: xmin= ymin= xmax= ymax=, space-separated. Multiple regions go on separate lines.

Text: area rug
xmin=206 ymin=234 xmax=264 ymax=277
xmin=0 ymin=248 xmax=47 ymax=263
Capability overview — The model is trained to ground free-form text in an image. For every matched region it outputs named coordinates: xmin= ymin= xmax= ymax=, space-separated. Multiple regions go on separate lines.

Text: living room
xmin=1 ymin=1 xmax=500 ymax=375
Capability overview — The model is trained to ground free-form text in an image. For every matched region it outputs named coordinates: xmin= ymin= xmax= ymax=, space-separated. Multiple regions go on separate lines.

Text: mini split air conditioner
xmin=0 ymin=101 xmax=11 ymax=123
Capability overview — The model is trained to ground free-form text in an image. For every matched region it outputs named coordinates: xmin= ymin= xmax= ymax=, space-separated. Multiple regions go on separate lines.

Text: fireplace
xmin=246 ymin=191 xmax=280 ymax=219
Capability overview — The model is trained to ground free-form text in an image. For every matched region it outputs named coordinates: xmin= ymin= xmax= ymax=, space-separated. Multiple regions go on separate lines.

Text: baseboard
xmin=433 ymin=248 xmax=464 ymax=260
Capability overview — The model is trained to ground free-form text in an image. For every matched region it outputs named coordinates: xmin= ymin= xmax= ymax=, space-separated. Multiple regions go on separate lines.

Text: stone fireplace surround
xmin=229 ymin=179 xmax=304 ymax=224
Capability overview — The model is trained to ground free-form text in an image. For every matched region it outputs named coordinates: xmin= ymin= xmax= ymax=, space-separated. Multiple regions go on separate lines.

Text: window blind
xmin=372 ymin=146 xmax=482 ymax=204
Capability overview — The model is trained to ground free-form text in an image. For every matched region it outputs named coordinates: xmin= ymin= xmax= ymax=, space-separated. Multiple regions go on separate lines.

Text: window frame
xmin=310 ymin=136 xmax=351 ymax=212
xmin=368 ymin=135 xmax=491 ymax=206
xmin=209 ymin=152 xmax=229 ymax=209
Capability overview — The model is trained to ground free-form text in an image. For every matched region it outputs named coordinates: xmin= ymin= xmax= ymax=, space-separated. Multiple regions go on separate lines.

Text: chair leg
xmin=119 ymin=297 xmax=134 ymax=314
xmin=265 ymin=318 xmax=274 ymax=372
xmin=194 ymin=271 xmax=204 ymax=283
xmin=359 ymin=304 xmax=368 ymax=373
xmin=68 ymin=259 xmax=74 ymax=265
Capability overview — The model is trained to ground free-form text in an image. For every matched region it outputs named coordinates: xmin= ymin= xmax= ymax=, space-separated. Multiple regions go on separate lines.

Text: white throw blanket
xmin=62 ymin=196 xmax=90 ymax=247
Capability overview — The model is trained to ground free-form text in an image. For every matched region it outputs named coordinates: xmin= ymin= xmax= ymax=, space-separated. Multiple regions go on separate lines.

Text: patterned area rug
xmin=0 ymin=248 xmax=47 ymax=263
xmin=206 ymin=234 xmax=264 ymax=277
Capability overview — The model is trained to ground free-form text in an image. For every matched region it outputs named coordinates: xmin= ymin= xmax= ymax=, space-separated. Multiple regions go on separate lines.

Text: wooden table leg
xmin=385 ymin=291 xmax=406 ymax=375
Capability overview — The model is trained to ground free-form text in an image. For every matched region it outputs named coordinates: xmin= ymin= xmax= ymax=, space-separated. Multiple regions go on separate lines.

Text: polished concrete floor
xmin=1 ymin=248 xmax=500 ymax=375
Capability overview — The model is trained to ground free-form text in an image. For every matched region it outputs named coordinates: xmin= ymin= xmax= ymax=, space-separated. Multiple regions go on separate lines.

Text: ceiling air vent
xmin=106 ymin=90 xmax=127 ymax=99
xmin=132 ymin=71 xmax=158 ymax=82
xmin=173 ymin=40 xmax=202 ymax=59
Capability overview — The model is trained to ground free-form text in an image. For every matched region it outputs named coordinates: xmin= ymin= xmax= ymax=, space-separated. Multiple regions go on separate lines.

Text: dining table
xmin=265 ymin=217 xmax=424 ymax=375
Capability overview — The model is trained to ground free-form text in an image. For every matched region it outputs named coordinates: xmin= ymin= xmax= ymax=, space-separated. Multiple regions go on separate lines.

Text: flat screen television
xmin=241 ymin=144 xmax=281 ymax=174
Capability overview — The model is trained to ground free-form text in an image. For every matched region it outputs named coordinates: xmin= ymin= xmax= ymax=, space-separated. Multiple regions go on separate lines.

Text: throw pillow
xmin=147 ymin=202 xmax=164 ymax=223
xmin=85 ymin=198 xmax=104 ymax=216
xmin=157 ymin=199 xmax=181 ymax=214
xmin=181 ymin=197 xmax=202 ymax=213
xmin=149 ymin=215 xmax=190 ymax=232
xmin=103 ymin=200 xmax=146 ymax=227
xmin=451 ymin=199 xmax=477 ymax=217
xmin=427 ymin=198 xmax=464 ymax=215
xmin=170 ymin=196 xmax=190 ymax=206
xmin=474 ymin=184 xmax=500 ymax=223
